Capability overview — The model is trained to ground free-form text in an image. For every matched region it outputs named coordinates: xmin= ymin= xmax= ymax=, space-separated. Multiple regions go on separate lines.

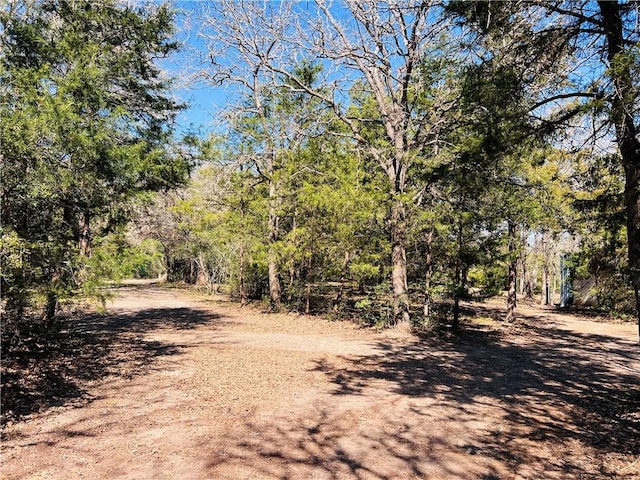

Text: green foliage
xmin=1 ymin=0 xmax=187 ymax=342
xmin=467 ymin=265 xmax=507 ymax=298
xmin=354 ymin=295 xmax=394 ymax=329
xmin=87 ymin=235 xmax=164 ymax=282
xmin=570 ymin=153 xmax=632 ymax=316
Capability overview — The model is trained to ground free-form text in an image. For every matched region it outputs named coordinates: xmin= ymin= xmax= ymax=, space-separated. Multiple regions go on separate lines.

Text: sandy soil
xmin=1 ymin=284 xmax=639 ymax=480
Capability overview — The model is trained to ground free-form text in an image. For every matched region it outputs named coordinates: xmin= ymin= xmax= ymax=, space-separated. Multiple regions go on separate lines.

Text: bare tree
xmin=200 ymin=0 xmax=458 ymax=328
xmin=200 ymin=1 xmax=329 ymax=309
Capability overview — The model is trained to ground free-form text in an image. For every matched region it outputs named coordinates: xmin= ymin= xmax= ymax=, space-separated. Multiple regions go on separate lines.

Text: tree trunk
xmin=390 ymin=198 xmax=410 ymax=331
xmin=78 ymin=211 xmax=91 ymax=257
xmin=552 ymin=266 xmax=557 ymax=305
xmin=267 ymin=181 xmax=282 ymax=310
xmin=196 ymin=254 xmax=209 ymax=287
xmin=541 ymin=263 xmax=549 ymax=306
xmin=43 ymin=271 xmax=61 ymax=329
xmin=303 ymin=256 xmax=312 ymax=314
xmin=540 ymin=231 xmax=549 ymax=305
xmin=623 ymin=144 xmax=640 ymax=342
xmin=598 ymin=0 xmax=640 ymax=342
xmin=287 ymin=261 xmax=296 ymax=304
xmin=423 ymin=228 xmax=434 ymax=318
xmin=528 ymin=266 xmax=537 ymax=299
xmin=453 ymin=262 xmax=461 ymax=332
xmin=452 ymin=220 xmax=464 ymax=332
xmin=238 ymin=243 xmax=247 ymax=305
xmin=506 ymin=220 xmax=517 ymax=322
xmin=333 ymin=250 xmax=350 ymax=312
xmin=305 ymin=283 xmax=311 ymax=315
xmin=166 ymin=258 xmax=174 ymax=282
xmin=44 ymin=291 xmax=57 ymax=328
xmin=287 ymin=215 xmax=297 ymax=305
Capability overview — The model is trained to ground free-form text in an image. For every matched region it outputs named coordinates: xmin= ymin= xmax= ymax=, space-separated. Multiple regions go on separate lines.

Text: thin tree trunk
xmin=267 ymin=180 xmax=282 ymax=310
xmin=519 ymin=227 xmax=530 ymax=297
xmin=453 ymin=262 xmax=461 ymax=332
xmin=452 ymin=221 xmax=464 ymax=332
xmin=541 ymin=263 xmax=549 ymax=306
xmin=303 ymin=256 xmax=312 ymax=314
xmin=287 ymin=261 xmax=296 ymax=304
xmin=305 ymin=283 xmax=311 ymax=314
xmin=333 ymin=250 xmax=350 ymax=312
xmin=239 ymin=243 xmax=247 ymax=305
xmin=423 ymin=228 xmax=434 ymax=318
xmin=506 ymin=220 xmax=517 ymax=322
xmin=287 ymin=215 xmax=297 ymax=304
xmin=540 ymin=231 xmax=549 ymax=305
xmin=391 ymin=198 xmax=410 ymax=331
xmin=598 ymin=0 xmax=640 ymax=342
xmin=528 ymin=266 xmax=537 ymax=299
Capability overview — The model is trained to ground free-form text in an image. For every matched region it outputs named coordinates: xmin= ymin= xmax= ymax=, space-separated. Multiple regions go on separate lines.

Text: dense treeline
xmin=143 ymin=0 xmax=635 ymax=331
xmin=1 ymin=0 xmax=638 ymax=346
xmin=0 ymin=0 xmax=192 ymax=346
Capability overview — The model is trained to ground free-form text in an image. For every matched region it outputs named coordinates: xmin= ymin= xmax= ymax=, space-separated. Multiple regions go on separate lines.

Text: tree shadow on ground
xmin=310 ymin=326 xmax=639 ymax=476
xmin=1 ymin=305 xmax=222 ymax=425
xmin=201 ymin=308 xmax=639 ymax=479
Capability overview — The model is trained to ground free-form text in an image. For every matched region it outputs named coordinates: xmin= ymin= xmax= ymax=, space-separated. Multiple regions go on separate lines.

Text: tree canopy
xmin=1 ymin=0 xmax=190 ymax=339
xmin=1 ymin=0 xmax=638 ymax=344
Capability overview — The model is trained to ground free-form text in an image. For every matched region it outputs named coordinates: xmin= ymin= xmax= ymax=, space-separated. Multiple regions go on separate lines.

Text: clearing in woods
xmin=1 ymin=283 xmax=639 ymax=480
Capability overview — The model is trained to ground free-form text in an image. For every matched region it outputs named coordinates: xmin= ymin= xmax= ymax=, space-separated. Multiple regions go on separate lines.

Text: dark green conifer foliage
xmin=0 ymin=0 xmax=188 ymax=338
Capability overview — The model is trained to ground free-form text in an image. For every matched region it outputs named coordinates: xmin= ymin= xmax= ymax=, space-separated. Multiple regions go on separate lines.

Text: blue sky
xmin=160 ymin=1 xmax=231 ymax=137
xmin=171 ymin=78 xmax=223 ymax=137
xmin=160 ymin=0 xmax=340 ymax=138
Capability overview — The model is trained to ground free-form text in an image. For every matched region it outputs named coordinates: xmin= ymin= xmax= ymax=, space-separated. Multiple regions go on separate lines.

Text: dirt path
xmin=2 ymin=286 xmax=639 ymax=480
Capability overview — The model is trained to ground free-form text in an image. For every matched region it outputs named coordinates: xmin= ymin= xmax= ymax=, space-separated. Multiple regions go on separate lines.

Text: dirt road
xmin=2 ymin=285 xmax=639 ymax=479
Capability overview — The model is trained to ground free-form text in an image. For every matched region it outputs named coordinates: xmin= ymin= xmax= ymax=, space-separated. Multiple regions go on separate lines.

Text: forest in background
xmin=1 ymin=0 xmax=639 ymax=349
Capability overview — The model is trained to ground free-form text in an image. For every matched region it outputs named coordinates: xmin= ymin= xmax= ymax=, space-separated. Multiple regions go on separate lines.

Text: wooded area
xmin=2 ymin=2 xmax=640 ymax=478
xmin=1 ymin=0 xmax=639 ymax=347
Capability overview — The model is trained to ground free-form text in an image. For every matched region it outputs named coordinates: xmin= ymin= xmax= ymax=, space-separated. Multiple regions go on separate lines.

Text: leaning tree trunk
xmin=506 ymin=220 xmax=518 ymax=322
xmin=598 ymin=0 xmax=640 ymax=342
xmin=390 ymin=197 xmax=411 ymax=331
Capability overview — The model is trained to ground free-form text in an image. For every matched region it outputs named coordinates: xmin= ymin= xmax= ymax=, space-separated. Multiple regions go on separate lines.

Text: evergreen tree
xmin=0 ymin=0 xmax=189 ymax=338
xmin=448 ymin=0 xmax=640 ymax=337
